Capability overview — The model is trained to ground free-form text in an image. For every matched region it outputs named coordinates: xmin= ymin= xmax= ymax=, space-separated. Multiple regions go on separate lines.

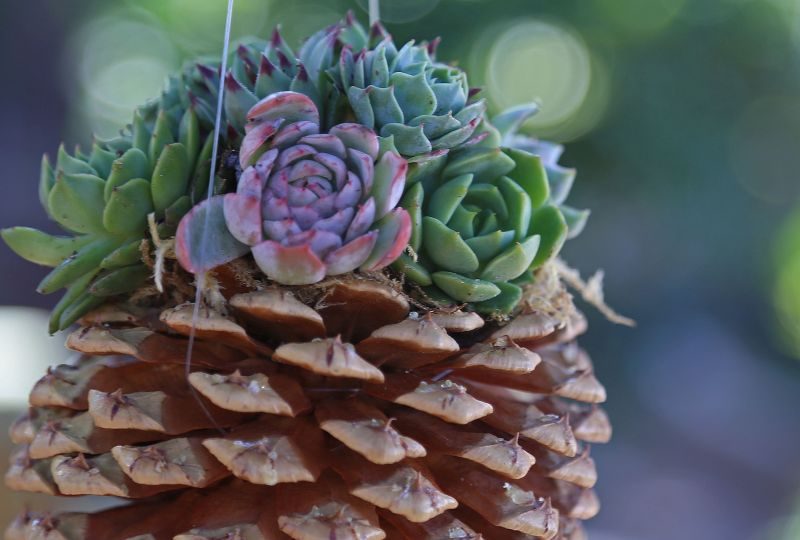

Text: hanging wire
xmin=184 ymin=0 xmax=236 ymax=432
xmin=369 ymin=0 xmax=380 ymax=26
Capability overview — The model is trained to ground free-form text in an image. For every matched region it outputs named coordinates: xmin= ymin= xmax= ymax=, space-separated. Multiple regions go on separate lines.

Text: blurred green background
xmin=2 ymin=0 xmax=800 ymax=538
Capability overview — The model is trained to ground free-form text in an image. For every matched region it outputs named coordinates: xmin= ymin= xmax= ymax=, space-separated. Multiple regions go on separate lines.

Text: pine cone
xmin=5 ymin=268 xmax=609 ymax=540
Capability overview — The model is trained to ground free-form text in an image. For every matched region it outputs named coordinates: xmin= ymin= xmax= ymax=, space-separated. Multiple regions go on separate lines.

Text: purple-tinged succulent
xmin=176 ymin=92 xmax=411 ymax=285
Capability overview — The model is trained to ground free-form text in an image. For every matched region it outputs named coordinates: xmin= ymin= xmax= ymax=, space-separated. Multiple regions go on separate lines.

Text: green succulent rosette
xmin=214 ymin=14 xmax=482 ymax=157
xmin=393 ymin=108 xmax=588 ymax=315
xmin=1 ymin=77 xmax=218 ymax=333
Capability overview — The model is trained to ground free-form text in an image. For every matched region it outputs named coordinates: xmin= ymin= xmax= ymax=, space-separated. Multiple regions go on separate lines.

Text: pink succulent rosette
xmin=177 ymin=91 xmax=411 ymax=284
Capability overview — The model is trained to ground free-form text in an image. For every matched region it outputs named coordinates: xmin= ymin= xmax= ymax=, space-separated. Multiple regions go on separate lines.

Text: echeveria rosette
xmin=176 ymin=91 xmax=411 ymax=285
xmin=332 ymin=27 xmax=485 ymax=157
xmin=493 ymin=104 xmax=590 ymax=239
xmin=393 ymin=113 xmax=583 ymax=315
xmin=1 ymin=89 xmax=213 ymax=333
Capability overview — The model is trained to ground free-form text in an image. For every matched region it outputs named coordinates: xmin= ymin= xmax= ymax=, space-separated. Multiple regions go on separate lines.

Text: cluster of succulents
xmin=1 ymin=12 xmax=610 ymax=540
xmin=3 ymin=15 xmax=587 ymax=323
xmin=0 ymin=86 xmax=218 ymax=331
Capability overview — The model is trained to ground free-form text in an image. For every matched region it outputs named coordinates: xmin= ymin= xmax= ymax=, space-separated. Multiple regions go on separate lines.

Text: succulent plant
xmin=331 ymin=20 xmax=485 ymax=157
xmin=494 ymin=104 xmax=590 ymax=239
xmin=0 ymin=80 xmax=216 ymax=332
xmin=392 ymin=106 xmax=586 ymax=315
xmin=177 ymin=91 xmax=411 ymax=285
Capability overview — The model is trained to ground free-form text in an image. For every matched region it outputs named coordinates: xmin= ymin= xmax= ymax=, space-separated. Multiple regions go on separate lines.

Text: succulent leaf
xmin=0 ymin=227 xmax=92 ymax=267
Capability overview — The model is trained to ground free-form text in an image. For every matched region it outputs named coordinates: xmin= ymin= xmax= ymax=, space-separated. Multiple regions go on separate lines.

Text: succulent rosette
xmin=332 ymin=24 xmax=485 ymax=157
xmin=393 ymin=114 xmax=584 ymax=315
xmin=0 ymin=77 xmax=218 ymax=332
xmin=177 ymin=91 xmax=411 ymax=285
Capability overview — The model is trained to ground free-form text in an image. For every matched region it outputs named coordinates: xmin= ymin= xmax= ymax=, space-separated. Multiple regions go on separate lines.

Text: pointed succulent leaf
xmin=392 ymin=253 xmax=432 ymax=286
xmin=366 ymin=86 xmax=404 ymax=127
xmin=179 ymin=106 xmax=200 ymax=170
xmin=347 ymin=86 xmax=376 ymax=129
xmin=48 ymin=173 xmax=107 ymax=234
xmin=547 ymin=166 xmax=577 ymax=206
xmin=410 ymin=113 xmax=461 ymax=139
xmin=422 ymin=217 xmax=479 ymax=274
xmin=480 ymin=235 xmax=541 ymax=282
xmin=464 ymin=230 xmax=516 ymax=262
xmin=406 ymin=149 xmax=448 ymax=188
xmin=360 ymin=208 xmax=412 ymax=271
xmin=492 ymin=103 xmax=539 ymax=139
xmin=390 ymin=72 xmax=437 ymax=121
xmin=496 ymin=175 xmax=533 ymax=241
xmin=562 ymin=205 xmax=590 ymax=239
xmin=247 ymin=91 xmax=319 ymax=128
xmin=432 ymin=271 xmax=501 ymax=302
xmin=0 ymin=227 xmax=92 ymax=267
xmin=131 ymin=110 xmax=150 ymax=155
xmin=371 ymin=150 xmax=407 ymax=219
xmin=48 ymin=269 xmax=97 ymax=333
xmin=325 ymin=231 xmax=378 ymax=275
xmin=89 ymin=265 xmax=151 ymax=297
xmin=427 ymin=174 xmax=471 ymax=224
xmin=88 ymin=144 xmax=115 ymax=179
xmin=472 ymin=281 xmax=523 ymax=315
xmin=330 ymin=124 xmax=380 ymax=160
xmin=191 ymin=133 xmax=215 ymax=203
xmin=443 ymin=147 xmax=515 ymax=183
xmin=251 ymin=241 xmax=326 ymax=285
xmin=100 ymin=240 xmax=142 ymax=270
xmin=148 ymin=110 xmax=175 ymax=165
xmin=151 ymin=143 xmax=190 ymax=213
xmin=430 ymin=116 xmax=480 ymax=150
xmin=164 ymin=195 xmax=193 ymax=227
xmin=380 ymin=123 xmax=432 ymax=156
xmin=58 ymin=292 xmax=104 ymax=331
xmin=37 ymin=237 xmax=118 ymax=294
xmin=104 ymin=148 xmax=150 ymax=201
xmin=505 ymin=148 xmax=549 ymax=209
xmin=224 ymin=73 xmax=259 ymax=135
xmin=55 ymin=144 xmax=97 ymax=176
xmin=175 ymin=197 xmax=249 ymax=274
xmin=530 ymin=205 xmax=568 ymax=268
xmin=103 ymin=178 xmax=154 ymax=235
xmin=399 ymin=181 xmax=423 ymax=251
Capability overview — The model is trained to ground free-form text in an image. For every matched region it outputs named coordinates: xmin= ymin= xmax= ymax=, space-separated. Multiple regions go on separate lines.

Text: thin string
xmin=184 ymin=0 xmax=235 ymax=432
xmin=369 ymin=0 xmax=380 ymax=26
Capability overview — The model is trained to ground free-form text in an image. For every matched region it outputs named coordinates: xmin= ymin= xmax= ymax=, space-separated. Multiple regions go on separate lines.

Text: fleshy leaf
xmin=432 ymin=271 xmax=501 ymax=302
xmin=422 ymin=217 xmax=479 ymax=274
xmin=251 ymin=240 xmax=326 ymax=285
xmin=48 ymin=173 xmax=107 ymax=234
xmin=151 ymin=143 xmax=190 ymax=214
xmin=530 ymin=205 xmax=568 ymax=268
xmin=0 ymin=228 xmax=92 ymax=267
xmin=103 ymin=178 xmax=154 ymax=235
xmin=175 ymin=197 xmax=249 ymax=274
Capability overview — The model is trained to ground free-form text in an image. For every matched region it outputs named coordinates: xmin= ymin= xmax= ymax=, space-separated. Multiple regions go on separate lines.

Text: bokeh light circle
xmin=69 ymin=11 xmax=179 ymax=137
xmin=355 ymin=0 xmax=440 ymax=24
xmin=485 ymin=19 xmax=592 ymax=135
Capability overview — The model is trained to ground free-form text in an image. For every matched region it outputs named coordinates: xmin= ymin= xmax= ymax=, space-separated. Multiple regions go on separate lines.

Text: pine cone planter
xmin=5 ymin=268 xmax=608 ymax=539
xmin=2 ymin=13 xmax=615 ymax=540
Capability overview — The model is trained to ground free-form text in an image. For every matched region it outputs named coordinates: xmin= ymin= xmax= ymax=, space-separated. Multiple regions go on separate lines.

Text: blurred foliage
xmin=774 ymin=209 xmax=800 ymax=359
